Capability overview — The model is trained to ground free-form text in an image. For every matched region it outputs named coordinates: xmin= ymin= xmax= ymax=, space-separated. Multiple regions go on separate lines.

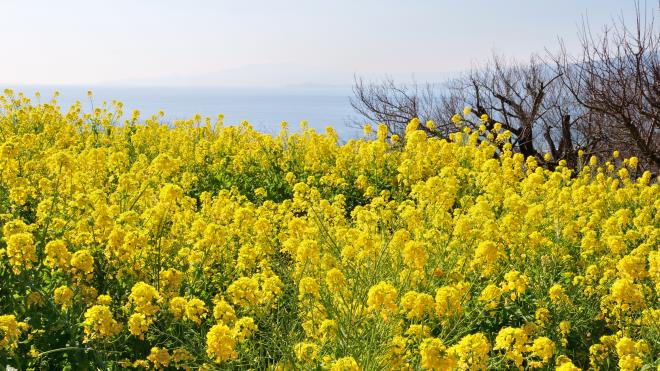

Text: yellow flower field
xmin=0 ymin=90 xmax=658 ymax=370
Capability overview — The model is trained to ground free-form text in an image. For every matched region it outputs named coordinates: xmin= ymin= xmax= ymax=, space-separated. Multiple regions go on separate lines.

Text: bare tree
xmin=351 ymin=2 xmax=659 ymax=172
xmin=553 ymin=2 xmax=660 ymax=170
xmin=350 ymin=77 xmax=447 ymax=136
xmin=441 ymin=55 xmax=579 ymax=163
xmin=352 ymin=55 xmax=584 ymax=166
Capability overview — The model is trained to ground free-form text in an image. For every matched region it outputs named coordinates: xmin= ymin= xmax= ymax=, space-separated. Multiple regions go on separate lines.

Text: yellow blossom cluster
xmin=0 ymin=91 xmax=658 ymax=369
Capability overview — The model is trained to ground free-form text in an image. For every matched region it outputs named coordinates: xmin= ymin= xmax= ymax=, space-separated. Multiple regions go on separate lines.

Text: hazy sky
xmin=0 ymin=0 xmax=651 ymax=87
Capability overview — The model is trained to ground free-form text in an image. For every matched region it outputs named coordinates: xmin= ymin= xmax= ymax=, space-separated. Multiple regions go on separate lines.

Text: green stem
xmin=38 ymin=346 xmax=91 ymax=357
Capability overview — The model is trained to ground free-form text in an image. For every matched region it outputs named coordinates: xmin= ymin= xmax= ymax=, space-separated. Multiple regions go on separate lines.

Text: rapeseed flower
xmin=0 ymin=94 xmax=657 ymax=369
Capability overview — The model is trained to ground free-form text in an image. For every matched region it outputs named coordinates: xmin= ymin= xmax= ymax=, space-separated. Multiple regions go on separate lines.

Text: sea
xmin=6 ymin=85 xmax=364 ymax=141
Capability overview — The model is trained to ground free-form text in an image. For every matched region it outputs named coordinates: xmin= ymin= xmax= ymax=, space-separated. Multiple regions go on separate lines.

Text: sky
xmin=0 ymin=0 xmax=652 ymax=87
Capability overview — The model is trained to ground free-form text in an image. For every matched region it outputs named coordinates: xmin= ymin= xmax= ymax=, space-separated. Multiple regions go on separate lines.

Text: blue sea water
xmin=7 ymin=85 xmax=364 ymax=140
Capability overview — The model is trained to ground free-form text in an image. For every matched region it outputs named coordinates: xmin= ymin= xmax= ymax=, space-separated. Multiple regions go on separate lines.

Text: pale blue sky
xmin=0 ymin=0 xmax=651 ymax=87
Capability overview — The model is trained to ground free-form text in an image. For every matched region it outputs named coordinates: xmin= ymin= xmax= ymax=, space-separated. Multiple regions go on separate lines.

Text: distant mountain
xmin=101 ymin=63 xmax=460 ymax=89
xmin=101 ymin=63 xmax=351 ymax=88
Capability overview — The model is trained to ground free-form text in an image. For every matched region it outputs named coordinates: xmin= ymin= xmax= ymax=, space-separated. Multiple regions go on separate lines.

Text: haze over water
xmin=10 ymin=85 xmax=363 ymax=140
